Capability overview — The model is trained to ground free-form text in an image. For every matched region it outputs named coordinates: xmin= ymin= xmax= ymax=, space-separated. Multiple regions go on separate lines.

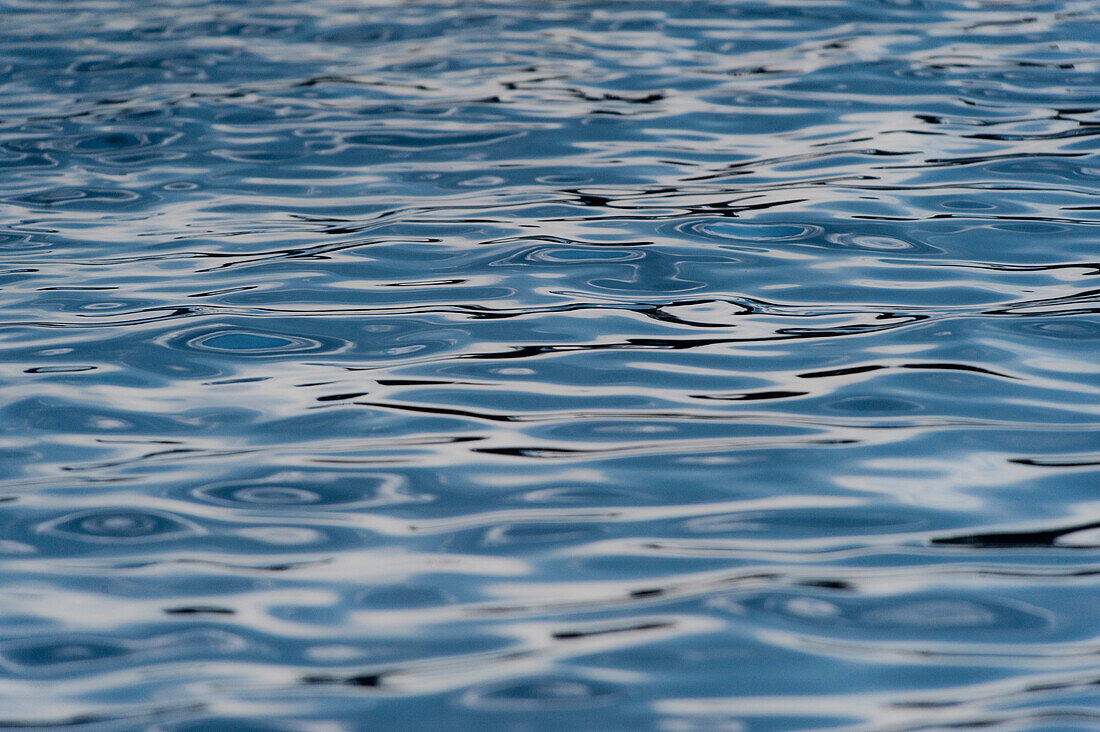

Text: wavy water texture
xmin=1 ymin=0 xmax=1100 ymax=729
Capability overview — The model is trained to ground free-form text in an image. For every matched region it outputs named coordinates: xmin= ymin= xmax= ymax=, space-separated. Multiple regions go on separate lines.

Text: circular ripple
xmin=825 ymin=232 xmax=924 ymax=251
xmin=39 ymin=510 xmax=199 ymax=543
xmin=675 ymin=220 xmax=823 ymax=244
xmin=194 ymin=473 xmax=406 ymax=509
xmin=227 ymin=486 xmax=322 ymax=505
xmin=1 ymin=638 xmax=131 ymax=670
xmin=183 ymin=329 xmax=327 ymax=355
xmin=724 ymin=592 xmax=1051 ymax=635
xmin=527 ymin=247 xmax=643 ymax=264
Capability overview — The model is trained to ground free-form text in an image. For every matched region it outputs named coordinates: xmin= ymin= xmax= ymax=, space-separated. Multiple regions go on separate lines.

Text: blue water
xmin=2 ymin=0 xmax=1099 ymax=728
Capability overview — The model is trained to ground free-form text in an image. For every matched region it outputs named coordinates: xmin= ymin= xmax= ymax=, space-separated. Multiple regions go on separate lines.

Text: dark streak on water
xmin=1 ymin=0 xmax=1100 ymax=729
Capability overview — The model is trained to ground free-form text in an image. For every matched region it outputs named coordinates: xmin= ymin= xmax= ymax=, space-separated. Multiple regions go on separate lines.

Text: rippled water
xmin=2 ymin=0 xmax=1100 ymax=728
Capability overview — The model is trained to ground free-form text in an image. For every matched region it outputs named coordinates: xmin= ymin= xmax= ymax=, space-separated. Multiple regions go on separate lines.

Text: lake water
xmin=2 ymin=0 xmax=1100 ymax=729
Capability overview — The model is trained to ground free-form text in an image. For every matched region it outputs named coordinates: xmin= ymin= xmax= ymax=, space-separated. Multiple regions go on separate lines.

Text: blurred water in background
xmin=1 ymin=0 xmax=1100 ymax=728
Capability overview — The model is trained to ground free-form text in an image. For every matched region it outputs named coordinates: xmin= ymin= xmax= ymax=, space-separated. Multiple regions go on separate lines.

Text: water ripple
xmin=2 ymin=0 xmax=1100 ymax=728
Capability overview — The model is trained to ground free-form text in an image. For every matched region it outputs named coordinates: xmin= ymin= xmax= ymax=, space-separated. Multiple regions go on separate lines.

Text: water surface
xmin=2 ymin=0 xmax=1100 ymax=729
